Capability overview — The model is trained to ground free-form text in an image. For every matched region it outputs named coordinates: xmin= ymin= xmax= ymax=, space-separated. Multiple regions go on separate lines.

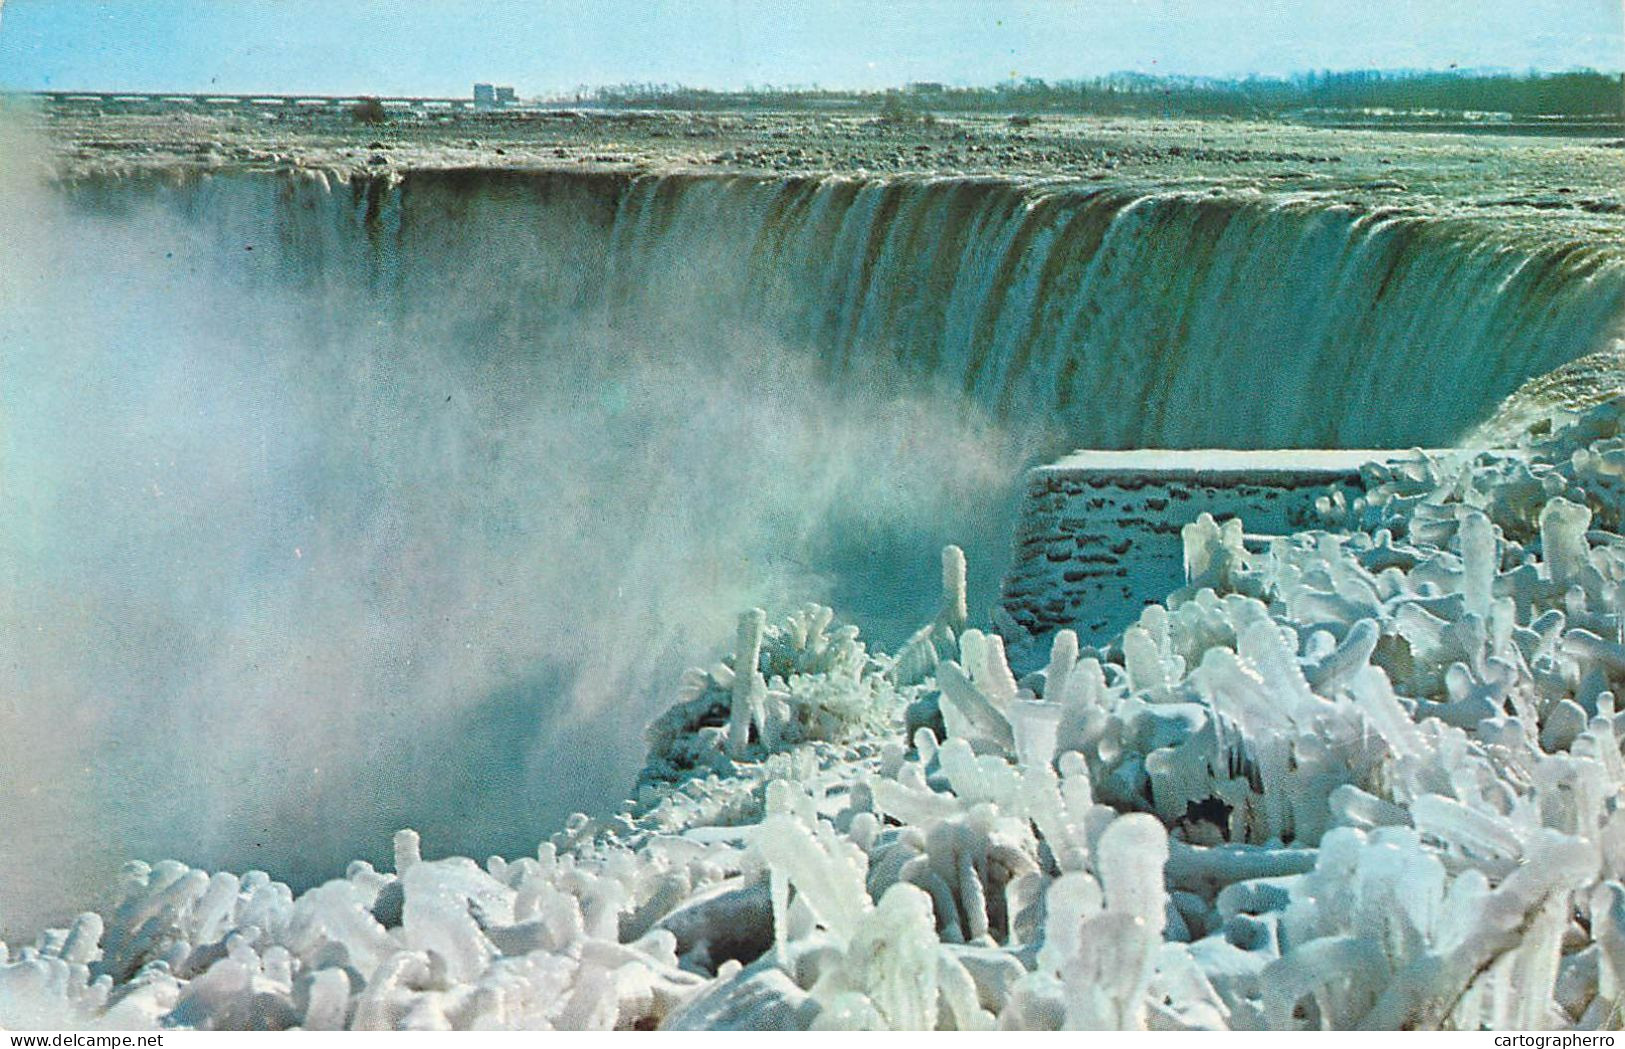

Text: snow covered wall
xmin=1000 ymin=450 xmax=1384 ymax=652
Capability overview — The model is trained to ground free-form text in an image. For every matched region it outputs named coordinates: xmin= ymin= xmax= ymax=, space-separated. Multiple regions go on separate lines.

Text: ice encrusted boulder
xmin=14 ymin=397 xmax=1625 ymax=1029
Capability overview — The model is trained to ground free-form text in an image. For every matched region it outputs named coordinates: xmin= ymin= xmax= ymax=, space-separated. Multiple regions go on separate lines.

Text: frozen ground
xmin=26 ymin=102 xmax=1625 ymax=236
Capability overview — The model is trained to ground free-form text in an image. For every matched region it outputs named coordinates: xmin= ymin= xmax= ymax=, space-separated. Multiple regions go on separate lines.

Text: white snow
xmin=13 ymin=394 xmax=1625 ymax=1029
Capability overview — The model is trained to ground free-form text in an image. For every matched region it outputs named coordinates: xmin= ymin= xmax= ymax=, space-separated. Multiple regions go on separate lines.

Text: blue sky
xmin=1 ymin=0 xmax=1620 ymax=96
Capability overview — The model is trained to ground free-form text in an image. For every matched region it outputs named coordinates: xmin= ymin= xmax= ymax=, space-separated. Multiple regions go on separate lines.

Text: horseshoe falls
xmin=8 ymin=160 xmax=1625 ymax=1030
xmin=117 ymin=169 xmax=1625 ymax=448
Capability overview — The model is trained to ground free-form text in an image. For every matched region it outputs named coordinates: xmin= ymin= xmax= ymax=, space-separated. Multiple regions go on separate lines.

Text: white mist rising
xmin=0 ymin=145 xmax=1041 ymax=938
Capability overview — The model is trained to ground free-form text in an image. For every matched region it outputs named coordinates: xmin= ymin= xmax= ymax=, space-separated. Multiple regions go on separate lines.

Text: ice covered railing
xmin=11 ymin=397 xmax=1625 ymax=1030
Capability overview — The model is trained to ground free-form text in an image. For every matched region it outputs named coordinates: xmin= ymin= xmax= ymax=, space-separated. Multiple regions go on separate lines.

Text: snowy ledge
xmin=1036 ymin=448 xmax=1411 ymax=480
xmin=1001 ymin=448 xmax=1479 ymax=656
xmin=5 ymin=405 xmax=1625 ymax=1030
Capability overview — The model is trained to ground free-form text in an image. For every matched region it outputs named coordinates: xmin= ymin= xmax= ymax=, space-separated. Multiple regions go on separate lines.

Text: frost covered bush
xmin=14 ymin=397 xmax=1625 ymax=1030
xmin=642 ymin=604 xmax=907 ymax=783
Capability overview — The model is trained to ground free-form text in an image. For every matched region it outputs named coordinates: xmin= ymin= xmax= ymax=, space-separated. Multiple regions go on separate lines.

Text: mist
xmin=0 ymin=130 xmax=1048 ymax=938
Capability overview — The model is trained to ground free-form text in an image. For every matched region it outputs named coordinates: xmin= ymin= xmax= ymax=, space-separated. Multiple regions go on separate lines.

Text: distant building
xmin=473 ymin=83 xmax=517 ymax=109
xmin=907 ymin=82 xmax=946 ymax=94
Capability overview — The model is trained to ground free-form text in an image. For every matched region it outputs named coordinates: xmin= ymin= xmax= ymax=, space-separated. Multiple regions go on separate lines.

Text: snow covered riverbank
xmin=10 ymin=391 xmax=1625 ymax=1030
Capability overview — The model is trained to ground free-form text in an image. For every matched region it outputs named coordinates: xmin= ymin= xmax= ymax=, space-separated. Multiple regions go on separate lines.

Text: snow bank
xmin=11 ymin=396 xmax=1625 ymax=1030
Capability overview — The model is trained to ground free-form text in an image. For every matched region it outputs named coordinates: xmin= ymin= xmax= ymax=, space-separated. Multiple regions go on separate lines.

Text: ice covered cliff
xmin=12 ymin=392 xmax=1625 ymax=1030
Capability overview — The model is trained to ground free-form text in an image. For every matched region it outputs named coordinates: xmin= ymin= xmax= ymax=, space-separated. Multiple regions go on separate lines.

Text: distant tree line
xmin=581 ymin=70 xmax=1623 ymax=120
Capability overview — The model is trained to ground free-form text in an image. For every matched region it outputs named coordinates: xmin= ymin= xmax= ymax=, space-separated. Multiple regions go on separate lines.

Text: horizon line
xmin=10 ymin=64 xmax=1624 ymax=101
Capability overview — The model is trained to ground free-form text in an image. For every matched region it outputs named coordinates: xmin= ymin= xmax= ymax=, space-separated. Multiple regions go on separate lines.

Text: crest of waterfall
xmin=71 ymin=167 xmax=1625 ymax=449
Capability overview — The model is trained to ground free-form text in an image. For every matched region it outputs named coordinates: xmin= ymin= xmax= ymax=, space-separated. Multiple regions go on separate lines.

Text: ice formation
xmin=16 ymin=397 xmax=1625 ymax=1029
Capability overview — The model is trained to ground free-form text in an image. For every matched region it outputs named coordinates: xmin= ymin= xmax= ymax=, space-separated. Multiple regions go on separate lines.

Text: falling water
xmin=5 ymin=163 xmax=1623 ymax=934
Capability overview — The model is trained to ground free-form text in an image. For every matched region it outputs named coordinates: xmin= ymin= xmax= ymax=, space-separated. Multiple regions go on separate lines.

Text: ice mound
xmin=12 ymin=397 xmax=1625 ymax=1030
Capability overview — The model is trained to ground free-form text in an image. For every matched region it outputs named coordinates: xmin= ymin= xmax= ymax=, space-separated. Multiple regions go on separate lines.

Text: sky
xmin=0 ymin=0 xmax=1621 ymax=97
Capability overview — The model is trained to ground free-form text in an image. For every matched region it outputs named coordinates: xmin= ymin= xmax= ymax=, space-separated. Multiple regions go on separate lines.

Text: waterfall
xmin=74 ymin=167 xmax=1625 ymax=449
xmin=9 ymin=164 xmax=1621 ymax=934
xmin=597 ymin=172 xmax=1625 ymax=448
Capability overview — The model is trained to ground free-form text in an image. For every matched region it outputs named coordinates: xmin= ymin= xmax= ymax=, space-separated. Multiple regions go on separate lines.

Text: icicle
xmin=941 ymin=545 xmax=969 ymax=637
xmin=728 ymin=608 xmax=768 ymax=758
